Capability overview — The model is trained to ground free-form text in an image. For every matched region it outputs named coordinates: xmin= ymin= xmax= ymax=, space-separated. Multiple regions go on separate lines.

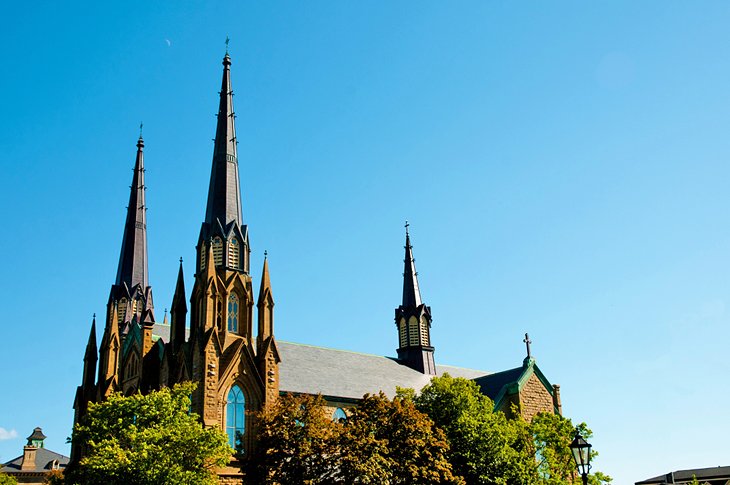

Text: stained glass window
xmin=226 ymin=385 xmax=245 ymax=454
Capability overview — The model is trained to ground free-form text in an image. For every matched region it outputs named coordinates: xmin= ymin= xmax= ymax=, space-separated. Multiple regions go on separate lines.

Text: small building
xmin=636 ymin=466 xmax=730 ymax=485
xmin=1 ymin=428 xmax=68 ymax=484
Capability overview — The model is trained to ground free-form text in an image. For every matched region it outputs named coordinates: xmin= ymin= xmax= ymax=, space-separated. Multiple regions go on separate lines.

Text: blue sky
xmin=1 ymin=1 xmax=730 ymax=482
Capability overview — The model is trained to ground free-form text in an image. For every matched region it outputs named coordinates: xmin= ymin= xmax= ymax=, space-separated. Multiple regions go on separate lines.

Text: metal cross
xmin=405 ymin=220 xmax=410 ymax=235
xmin=523 ymin=333 xmax=532 ymax=359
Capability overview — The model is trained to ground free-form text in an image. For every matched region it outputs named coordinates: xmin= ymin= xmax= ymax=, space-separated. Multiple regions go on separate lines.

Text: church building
xmin=72 ymin=51 xmax=562 ymax=482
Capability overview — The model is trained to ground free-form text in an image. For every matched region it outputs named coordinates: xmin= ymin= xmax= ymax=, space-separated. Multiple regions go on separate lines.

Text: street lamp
xmin=569 ymin=430 xmax=592 ymax=485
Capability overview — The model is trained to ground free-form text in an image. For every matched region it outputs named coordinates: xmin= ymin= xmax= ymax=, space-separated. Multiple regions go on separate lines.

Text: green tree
xmin=340 ymin=392 xmax=463 ymax=484
xmin=249 ymin=393 xmax=341 ymax=484
xmin=0 ymin=471 xmax=18 ymax=485
xmin=413 ymin=374 xmax=536 ymax=484
xmin=530 ymin=412 xmax=612 ymax=485
xmin=252 ymin=392 xmax=462 ymax=484
xmin=65 ymin=382 xmax=231 ymax=485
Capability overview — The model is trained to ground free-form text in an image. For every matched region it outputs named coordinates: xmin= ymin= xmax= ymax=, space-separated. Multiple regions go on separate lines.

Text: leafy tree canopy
xmin=0 ymin=472 xmax=17 ymax=485
xmin=251 ymin=392 xmax=462 ymax=484
xmin=66 ymin=382 xmax=231 ymax=485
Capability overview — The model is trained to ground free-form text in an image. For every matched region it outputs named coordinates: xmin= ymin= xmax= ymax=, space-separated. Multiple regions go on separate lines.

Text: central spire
xmin=204 ymin=51 xmax=242 ymax=228
xmin=115 ymin=135 xmax=148 ymax=290
xmin=402 ymin=221 xmax=422 ymax=307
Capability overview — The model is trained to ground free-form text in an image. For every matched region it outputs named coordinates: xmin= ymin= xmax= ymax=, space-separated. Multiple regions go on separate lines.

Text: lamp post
xmin=569 ymin=429 xmax=592 ymax=485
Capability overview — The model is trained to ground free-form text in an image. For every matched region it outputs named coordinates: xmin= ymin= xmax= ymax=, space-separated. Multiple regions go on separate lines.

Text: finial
xmin=179 ymin=256 xmax=183 ymax=264
xmin=264 ymin=250 xmax=268 ymax=259
xmin=139 ymin=122 xmax=143 ymax=138
xmin=405 ymin=220 xmax=410 ymax=235
xmin=225 ymin=36 xmax=230 ymax=55
xmin=92 ymin=313 xmax=96 ymax=320
xmin=523 ymin=333 xmax=532 ymax=359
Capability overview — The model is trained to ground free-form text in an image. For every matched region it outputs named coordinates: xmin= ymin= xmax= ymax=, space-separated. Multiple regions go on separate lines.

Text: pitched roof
xmin=635 ymin=466 xmax=730 ymax=484
xmin=278 ymin=341 xmax=490 ymax=401
xmin=473 ymin=366 xmax=524 ymax=401
xmin=1 ymin=448 xmax=69 ymax=473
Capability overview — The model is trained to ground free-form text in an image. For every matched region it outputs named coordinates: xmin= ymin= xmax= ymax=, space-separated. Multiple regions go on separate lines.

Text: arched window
xmin=408 ymin=316 xmax=420 ymax=346
xmin=118 ymin=298 xmax=128 ymax=324
xmin=212 ymin=237 xmax=223 ymax=266
xmin=332 ymin=407 xmax=347 ymax=422
xmin=228 ymin=293 xmax=239 ymax=333
xmin=226 ymin=385 xmax=245 ymax=454
xmin=200 ymin=243 xmax=207 ymax=270
xmin=398 ymin=318 xmax=407 ymax=348
xmin=420 ymin=318 xmax=430 ymax=346
xmin=228 ymin=238 xmax=240 ymax=270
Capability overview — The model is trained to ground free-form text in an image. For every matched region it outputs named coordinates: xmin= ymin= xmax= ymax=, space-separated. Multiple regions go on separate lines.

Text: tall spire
xmin=402 ymin=221 xmax=422 ymax=307
xmin=115 ymin=135 xmax=149 ymax=290
xmin=204 ymin=50 xmax=242 ymax=228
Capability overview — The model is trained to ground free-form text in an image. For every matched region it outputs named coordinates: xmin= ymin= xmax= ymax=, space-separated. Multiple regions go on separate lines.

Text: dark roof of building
xmin=2 ymin=448 xmax=69 ymax=474
xmin=26 ymin=427 xmax=46 ymax=442
xmin=636 ymin=466 xmax=730 ymax=485
xmin=473 ymin=366 xmax=524 ymax=401
xmin=277 ymin=341 xmax=490 ymax=401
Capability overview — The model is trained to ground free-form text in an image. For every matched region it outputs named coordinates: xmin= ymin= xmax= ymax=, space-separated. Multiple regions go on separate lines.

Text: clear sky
xmin=1 ymin=1 xmax=729 ymax=483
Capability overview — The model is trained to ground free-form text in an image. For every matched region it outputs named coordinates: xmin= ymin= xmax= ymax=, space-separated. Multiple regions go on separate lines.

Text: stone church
xmin=72 ymin=51 xmax=562 ymax=481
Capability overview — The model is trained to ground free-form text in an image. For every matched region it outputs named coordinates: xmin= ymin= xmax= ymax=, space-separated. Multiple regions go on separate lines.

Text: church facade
xmin=72 ymin=52 xmax=562 ymax=482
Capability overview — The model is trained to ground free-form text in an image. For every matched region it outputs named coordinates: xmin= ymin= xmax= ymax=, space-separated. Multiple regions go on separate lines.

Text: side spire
xmin=395 ymin=222 xmax=435 ymax=375
xmin=204 ymin=50 xmax=242 ymax=228
xmin=171 ymin=258 xmax=187 ymax=351
xmin=83 ymin=315 xmax=98 ymax=387
xmin=402 ymin=221 xmax=422 ymax=307
xmin=115 ymin=135 xmax=149 ymax=290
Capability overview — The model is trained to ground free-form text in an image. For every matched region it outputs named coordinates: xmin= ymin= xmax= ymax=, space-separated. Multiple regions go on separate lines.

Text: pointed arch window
xmin=228 ymin=238 xmax=240 ymax=270
xmin=332 ymin=407 xmax=347 ymax=423
xmin=420 ymin=318 xmax=430 ymax=346
xmin=398 ymin=318 xmax=407 ymax=348
xmin=408 ymin=316 xmax=420 ymax=346
xmin=228 ymin=293 xmax=239 ymax=333
xmin=212 ymin=237 xmax=223 ymax=266
xmin=118 ymin=299 xmax=128 ymax=325
xmin=226 ymin=385 xmax=245 ymax=454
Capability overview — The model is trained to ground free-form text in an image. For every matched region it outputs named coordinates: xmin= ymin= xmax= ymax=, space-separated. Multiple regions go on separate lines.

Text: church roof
xmin=1 ymin=448 xmax=69 ymax=473
xmin=635 ymin=466 xmax=730 ymax=484
xmin=277 ymin=341 xmax=490 ymax=401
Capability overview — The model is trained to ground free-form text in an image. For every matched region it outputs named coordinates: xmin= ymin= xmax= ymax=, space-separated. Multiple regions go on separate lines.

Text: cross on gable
xmin=523 ymin=333 xmax=532 ymax=359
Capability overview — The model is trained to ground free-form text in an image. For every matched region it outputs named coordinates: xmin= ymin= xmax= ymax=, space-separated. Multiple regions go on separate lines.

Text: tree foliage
xmin=0 ymin=472 xmax=17 ymax=485
xmin=65 ymin=382 xmax=231 ymax=485
xmin=251 ymin=392 xmax=462 ymax=484
xmin=411 ymin=374 xmax=612 ymax=485
xmin=412 ymin=374 xmax=535 ymax=484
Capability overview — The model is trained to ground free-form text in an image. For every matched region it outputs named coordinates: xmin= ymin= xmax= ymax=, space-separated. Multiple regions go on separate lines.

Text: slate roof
xmin=277 ymin=341 xmax=491 ymax=401
xmin=1 ymin=448 xmax=69 ymax=473
xmin=635 ymin=466 xmax=730 ymax=484
xmin=473 ymin=366 xmax=524 ymax=401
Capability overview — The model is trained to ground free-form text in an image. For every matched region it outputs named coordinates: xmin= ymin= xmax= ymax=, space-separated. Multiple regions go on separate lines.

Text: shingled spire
xmin=402 ymin=222 xmax=422 ymax=307
xmin=116 ymin=135 xmax=149 ymax=290
xmin=205 ymin=52 xmax=242 ymax=228
xmin=395 ymin=223 xmax=435 ymax=375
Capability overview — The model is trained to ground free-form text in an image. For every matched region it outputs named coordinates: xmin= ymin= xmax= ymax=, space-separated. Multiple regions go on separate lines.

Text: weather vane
xmin=139 ymin=121 xmax=143 ymax=138
xmin=225 ymin=36 xmax=230 ymax=54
